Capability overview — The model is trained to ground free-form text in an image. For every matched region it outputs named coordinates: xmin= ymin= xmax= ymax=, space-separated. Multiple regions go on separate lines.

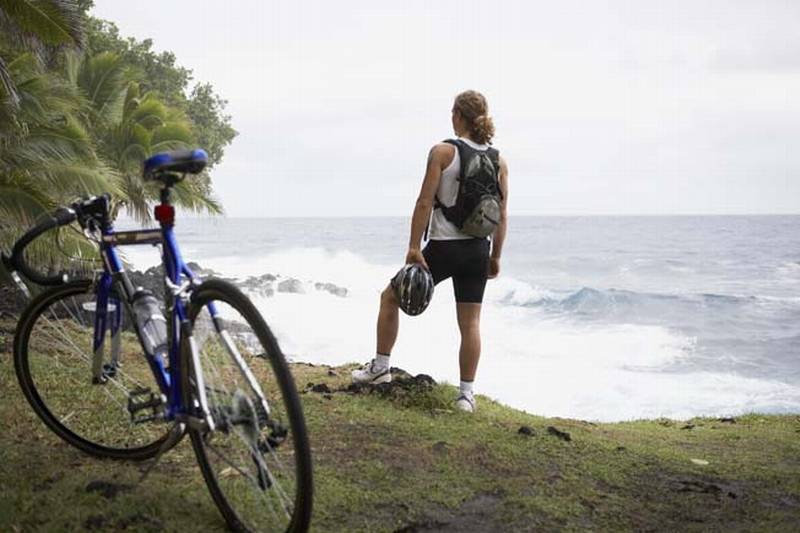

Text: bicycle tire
xmin=13 ymin=279 xmax=179 ymax=460
xmin=183 ymin=279 xmax=313 ymax=533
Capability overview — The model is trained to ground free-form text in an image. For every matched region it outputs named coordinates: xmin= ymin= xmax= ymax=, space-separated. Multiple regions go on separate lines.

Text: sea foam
xmin=125 ymin=242 xmax=800 ymax=422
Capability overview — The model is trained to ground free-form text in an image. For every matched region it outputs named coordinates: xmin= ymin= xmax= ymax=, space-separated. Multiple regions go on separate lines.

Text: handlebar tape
xmin=9 ymin=208 xmax=77 ymax=286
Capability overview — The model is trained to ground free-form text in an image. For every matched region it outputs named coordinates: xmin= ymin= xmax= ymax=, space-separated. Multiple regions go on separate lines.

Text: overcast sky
xmin=93 ymin=1 xmax=799 ymax=216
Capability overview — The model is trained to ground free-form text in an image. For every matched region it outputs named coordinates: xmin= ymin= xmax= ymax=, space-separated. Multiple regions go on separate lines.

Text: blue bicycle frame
xmin=90 ymin=204 xmax=217 ymax=421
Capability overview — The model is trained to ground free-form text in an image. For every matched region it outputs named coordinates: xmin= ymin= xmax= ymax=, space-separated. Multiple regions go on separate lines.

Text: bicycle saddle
xmin=143 ymin=149 xmax=208 ymax=180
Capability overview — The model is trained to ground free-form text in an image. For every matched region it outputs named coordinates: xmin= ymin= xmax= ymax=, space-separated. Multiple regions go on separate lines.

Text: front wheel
xmin=13 ymin=280 xmax=177 ymax=460
xmin=183 ymin=279 xmax=312 ymax=532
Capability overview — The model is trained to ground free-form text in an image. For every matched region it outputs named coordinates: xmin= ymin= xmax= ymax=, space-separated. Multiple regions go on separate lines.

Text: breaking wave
xmin=126 ymin=245 xmax=800 ymax=422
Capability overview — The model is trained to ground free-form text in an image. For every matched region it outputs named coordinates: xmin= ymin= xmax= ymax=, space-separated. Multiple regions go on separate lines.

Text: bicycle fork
xmin=213 ymin=315 xmax=272 ymax=420
xmin=185 ymin=319 xmax=216 ymax=432
xmin=182 ymin=315 xmax=273 ymax=431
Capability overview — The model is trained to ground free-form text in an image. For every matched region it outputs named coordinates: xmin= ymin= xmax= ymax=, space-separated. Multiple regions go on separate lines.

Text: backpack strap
xmin=443 ymin=138 xmax=471 ymax=172
xmin=438 ymin=139 xmax=468 ymax=223
xmin=425 ymin=140 xmax=462 ymax=240
xmin=433 ymin=139 xmax=463 ymax=211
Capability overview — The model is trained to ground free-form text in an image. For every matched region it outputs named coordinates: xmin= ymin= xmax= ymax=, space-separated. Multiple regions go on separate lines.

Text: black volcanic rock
xmin=127 ymin=265 xmax=166 ymax=300
xmin=277 ymin=278 xmax=304 ymax=294
xmin=240 ymin=273 xmax=277 ymax=297
xmin=314 ymin=282 xmax=348 ymax=297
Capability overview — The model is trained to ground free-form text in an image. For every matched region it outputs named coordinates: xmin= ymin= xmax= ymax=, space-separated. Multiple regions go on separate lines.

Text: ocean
xmin=121 ymin=215 xmax=800 ymax=422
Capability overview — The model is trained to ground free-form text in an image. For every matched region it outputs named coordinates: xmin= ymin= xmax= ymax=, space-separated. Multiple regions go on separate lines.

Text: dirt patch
xmin=32 ymin=472 xmax=65 ymax=492
xmin=85 ymin=480 xmax=133 ymax=499
xmin=394 ymin=491 xmax=506 ymax=532
xmin=673 ymin=479 xmax=739 ymax=500
xmin=432 ymin=441 xmax=449 ymax=454
xmin=312 ymin=418 xmax=437 ymax=474
xmin=117 ymin=511 xmax=165 ymax=530
xmin=84 ymin=514 xmax=109 ymax=530
xmin=621 ymin=467 xmax=762 ymax=529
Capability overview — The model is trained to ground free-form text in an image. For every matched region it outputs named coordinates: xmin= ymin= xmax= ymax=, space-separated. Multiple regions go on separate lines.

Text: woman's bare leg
xmin=376 ymin=284 xmax=399 ymax=355
xmin=456 ymin=302 xmax=482 ymax=381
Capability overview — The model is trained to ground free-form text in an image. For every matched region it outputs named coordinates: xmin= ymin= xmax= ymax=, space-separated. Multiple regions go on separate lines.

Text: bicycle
xmin=2 ymin=149 xmax=313 ymax=532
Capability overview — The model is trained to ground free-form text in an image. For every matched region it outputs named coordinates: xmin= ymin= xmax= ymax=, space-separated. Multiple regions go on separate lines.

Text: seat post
xmin=160 ymin=186 xmax=172 ymax=206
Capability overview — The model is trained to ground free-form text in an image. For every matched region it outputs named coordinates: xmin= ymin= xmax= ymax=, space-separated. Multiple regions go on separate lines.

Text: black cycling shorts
xmin=422 ymin=238 xmax=490 ymax=303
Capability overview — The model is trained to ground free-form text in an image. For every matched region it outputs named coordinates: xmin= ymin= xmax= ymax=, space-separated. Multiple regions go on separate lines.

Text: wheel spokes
xmin=191 ymin=301 xmax=300 ymax=530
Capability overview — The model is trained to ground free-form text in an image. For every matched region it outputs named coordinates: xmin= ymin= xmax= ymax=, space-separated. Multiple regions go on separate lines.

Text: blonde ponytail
xmin=471 ymin=114 xmax=495 ymax=145
xmin=453 ymin=90 xmax=495 ymax=144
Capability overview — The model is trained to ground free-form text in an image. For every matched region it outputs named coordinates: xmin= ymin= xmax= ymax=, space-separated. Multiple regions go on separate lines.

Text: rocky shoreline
xmin=1 ymin=260 xmax=348 ymax=319
xmin=120 ymin=262 xmax=348 ymax=300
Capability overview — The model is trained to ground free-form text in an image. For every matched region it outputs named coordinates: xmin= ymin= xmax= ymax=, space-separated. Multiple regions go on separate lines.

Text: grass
xmin=1 ymin=315 xmax=800 ymax=531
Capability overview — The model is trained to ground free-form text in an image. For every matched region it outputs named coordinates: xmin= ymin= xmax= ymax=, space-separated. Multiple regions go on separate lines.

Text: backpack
xmin=434 ymin=139 xmax=503 ymax=238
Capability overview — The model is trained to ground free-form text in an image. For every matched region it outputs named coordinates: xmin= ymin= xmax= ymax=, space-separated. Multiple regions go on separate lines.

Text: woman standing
xmin=352 ymin=90 xmax=509 ymax=413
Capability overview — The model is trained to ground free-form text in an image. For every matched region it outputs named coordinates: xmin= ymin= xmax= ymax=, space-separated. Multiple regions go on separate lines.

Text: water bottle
xmin=131 ymin=289 xmax=168 ymax=357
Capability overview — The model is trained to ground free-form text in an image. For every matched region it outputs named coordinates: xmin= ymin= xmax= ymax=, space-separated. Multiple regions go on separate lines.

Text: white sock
xmin=460 ymin=380 xmax=474 ymax=397
xmin=374 ymin=353 xmax=391 ymax=371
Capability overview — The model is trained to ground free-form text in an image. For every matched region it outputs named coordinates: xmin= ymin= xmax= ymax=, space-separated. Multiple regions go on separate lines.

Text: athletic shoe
xmin=455 ymin=393 xmax=476 ymax=413
xmin=351 ymin=360 xmax=392 ymax=385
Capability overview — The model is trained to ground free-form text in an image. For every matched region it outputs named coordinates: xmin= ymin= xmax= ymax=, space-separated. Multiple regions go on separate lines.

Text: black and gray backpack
xmin=435 ymin=139 xmax=503 ymax=238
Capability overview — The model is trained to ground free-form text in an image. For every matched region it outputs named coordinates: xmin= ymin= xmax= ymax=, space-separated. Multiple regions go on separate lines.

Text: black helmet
xmin=392 ymin=263 xmax=434 ymax=316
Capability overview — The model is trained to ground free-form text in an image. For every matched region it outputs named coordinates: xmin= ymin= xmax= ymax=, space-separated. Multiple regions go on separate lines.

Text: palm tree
xmin=0 ymin=0 xmax=84 ymax=105
xmin=0 ymin=6 xmax=222 ymax=284
xmin=75 ymin=51 xmax=221 ymax=221
xmin=0 ymin=52 xmax=115 ymax=275
xmin=0 ymin=3 xmax=97 ymax=279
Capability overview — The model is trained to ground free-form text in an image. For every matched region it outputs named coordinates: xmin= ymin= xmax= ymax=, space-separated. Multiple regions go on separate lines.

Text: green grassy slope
xmin=1 ymin=317 xmax=799 ymax=532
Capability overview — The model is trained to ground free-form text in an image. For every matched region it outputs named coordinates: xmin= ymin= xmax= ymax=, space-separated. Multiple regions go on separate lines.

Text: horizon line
xmin=148 ymin=212 xmax=800 ymax=220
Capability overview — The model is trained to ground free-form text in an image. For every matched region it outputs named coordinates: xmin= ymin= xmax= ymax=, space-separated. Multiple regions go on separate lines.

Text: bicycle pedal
xmin=127 ymin=387 xmax=166 ymax=423
xmin=91 ymin=363 xmax=119 ymax=385
xmin=102 ymin=362 xmax=118 ymax=378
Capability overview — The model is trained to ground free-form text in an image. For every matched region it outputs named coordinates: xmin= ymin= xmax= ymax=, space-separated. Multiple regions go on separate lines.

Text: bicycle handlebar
xmin=3 ymin=207 xmax=78 ymax=286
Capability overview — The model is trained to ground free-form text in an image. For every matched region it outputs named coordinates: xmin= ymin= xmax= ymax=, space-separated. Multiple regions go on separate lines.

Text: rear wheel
xmin=183 ymin=279 xmax=313 ymax=532
xmin=13 ymin=280 xmax=177 ymax=460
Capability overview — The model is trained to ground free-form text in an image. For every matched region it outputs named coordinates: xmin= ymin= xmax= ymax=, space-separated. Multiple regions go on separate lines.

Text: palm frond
xmin=115 ymin=172 xmax=151 ymax=222
xmin=32 ymin=161 xmax=118 ymax=197
xmin=150 ymin=122 xmax=192 ymax=151
xmin=171 ymin=176 xmax=223 ymax=215
xmin=130 ymin=95 xmax=168 ymax=128
xmin=0 ymin=181 xmax=53 ymax=226
xmin=10 ymin=120 xmax=93 ymax=163
xmin=0 ymin=0 xmax=84 ymax=47
xmin=77 ymin=51 xmax=128 ymax=125
xmin=0 ymin=54 xmax=20 ymax=106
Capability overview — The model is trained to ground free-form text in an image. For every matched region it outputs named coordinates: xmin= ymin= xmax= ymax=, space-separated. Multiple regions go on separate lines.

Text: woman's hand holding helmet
xmin=405 ymin=248 xmax=429 ymax=270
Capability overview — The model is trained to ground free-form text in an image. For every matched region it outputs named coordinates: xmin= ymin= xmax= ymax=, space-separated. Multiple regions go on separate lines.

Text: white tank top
xmin=428 ymin=137 xmax=491 ymax=240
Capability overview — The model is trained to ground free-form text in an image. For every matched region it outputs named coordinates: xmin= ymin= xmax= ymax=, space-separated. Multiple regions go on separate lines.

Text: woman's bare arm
xmin=406 ymin=143 xmax=452 ymax=265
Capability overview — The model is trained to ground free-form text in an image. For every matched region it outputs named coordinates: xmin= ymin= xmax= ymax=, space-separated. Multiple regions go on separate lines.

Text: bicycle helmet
xmin=391 ymin=263 xmax=434 ymax=316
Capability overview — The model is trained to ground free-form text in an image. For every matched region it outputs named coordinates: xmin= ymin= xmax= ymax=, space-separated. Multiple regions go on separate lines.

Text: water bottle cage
xmin=164 ymin=276 xmax=200 ymax=316
xmin=165 ymin=276 xmax=193 ymax=298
